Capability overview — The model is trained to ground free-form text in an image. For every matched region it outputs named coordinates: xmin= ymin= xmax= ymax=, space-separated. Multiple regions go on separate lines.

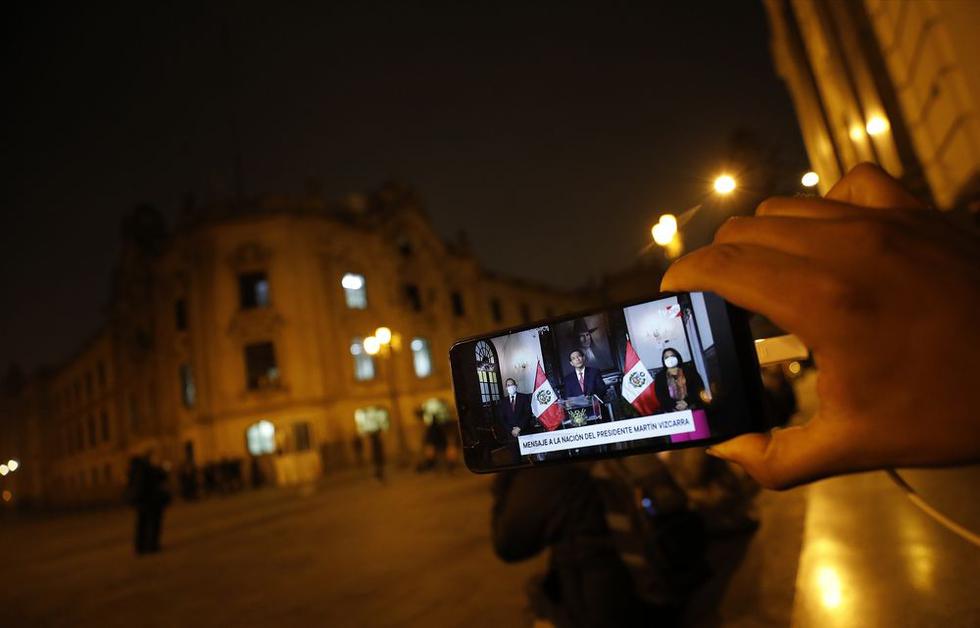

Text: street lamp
xmin=374 ymin=326 xmax=392 ymax=345
xmin=651 ymin=213 xmax=683 ymax=259
xmin=363 ymin=335 xmax=381 ymax=355
xmin=865 ymin=115 xmax=890 ymax=136
xmin=713 ymin=174 xmax=736 ymax=195
xmin=366 ymin=327 xmax=407 ymax=459
xmin=651 ymin=214 xmax=677 ymax=246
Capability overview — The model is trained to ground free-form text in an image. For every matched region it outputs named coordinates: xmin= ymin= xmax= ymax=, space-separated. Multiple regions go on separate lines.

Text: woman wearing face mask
xmin=653 ymin=348 xmax=705 ymax=412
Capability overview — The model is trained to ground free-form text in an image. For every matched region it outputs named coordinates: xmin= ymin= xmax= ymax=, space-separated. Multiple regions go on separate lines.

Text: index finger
xmin=661 ymin=243 xmax=848 ymax=348
xmin=756 ymin=196 xmax=913 ymax=221
xmin=825 ymin=162 xmax=926 ymax=209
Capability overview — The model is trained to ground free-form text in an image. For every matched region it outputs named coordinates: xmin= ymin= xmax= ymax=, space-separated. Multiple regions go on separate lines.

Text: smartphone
xmin=449 ymin=291 xmax=767 ymax=472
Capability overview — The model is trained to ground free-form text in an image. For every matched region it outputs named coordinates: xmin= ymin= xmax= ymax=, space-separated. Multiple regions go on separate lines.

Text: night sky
xmin=2 ymin=2 xmax=807 ymax=372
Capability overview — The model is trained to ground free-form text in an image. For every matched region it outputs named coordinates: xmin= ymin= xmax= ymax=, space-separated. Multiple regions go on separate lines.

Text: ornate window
xmin=292 ymin=422 xmax=312 ymax=452
xmin=411 ymin=337 xmax=432 ymax=378
xmin=239 ymin=272 xmax=270 ymax=309
xmin=100 ymin=411 xmax=110 ymax=442
xmin=244 ymin=342 xmax=280 ymax=389
xmin=475 ymin=341 xmax=501 ymax=405
xmin=350 ymin=337 xmax=375 ymax=381
xmin=342 ymin=273 xmax=367 ymax=309
xmin=451 ymin=291 xmax=465 ymax=317
xmin=180 ymin=363 xmax=196 ymax=408
xmin=490 ymin=298 xmax=502 ymax=323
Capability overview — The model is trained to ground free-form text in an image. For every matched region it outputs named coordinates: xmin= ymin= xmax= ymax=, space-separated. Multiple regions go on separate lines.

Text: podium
xmin=561 ymin=395 xmax=604 ymax=428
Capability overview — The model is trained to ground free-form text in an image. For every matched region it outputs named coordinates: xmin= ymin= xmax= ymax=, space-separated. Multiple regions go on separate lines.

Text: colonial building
xmin=3 ymin=184 xmax=584 ymax=507
xmin=764 ymin=0 xmax=980 ymax=208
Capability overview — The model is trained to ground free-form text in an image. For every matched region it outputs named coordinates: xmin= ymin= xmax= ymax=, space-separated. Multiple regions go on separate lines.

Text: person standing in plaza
xmin=369 ymin=430 xmax=386 ymax=482
xmin=126 ymin=451 xmax=172 ymax=555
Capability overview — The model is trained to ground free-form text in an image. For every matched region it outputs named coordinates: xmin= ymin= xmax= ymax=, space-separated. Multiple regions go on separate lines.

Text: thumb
xmin=706 ymin=423 xmax=846 ymax=490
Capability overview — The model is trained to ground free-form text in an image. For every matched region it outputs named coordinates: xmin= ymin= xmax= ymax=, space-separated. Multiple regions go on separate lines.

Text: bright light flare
xmin=651 ymin=214 xmax=678 ymax=246
xmin=374 ymin=326 xmax=392 ymax=345
xmin=6 ymin=459 xmax=18 ymax=472
xmin=849 ymin=125 xmax=865 ymax=141
xmin=1 ymin=490 xmax=11 ymax=502
xmin=713 ymin=174 xmax=736 ymax=195
xmin=801 ymin=171 xmax=820 ymax=188
xmin=866 ymin=115 xmax=890 ymax=136
xmin=341 ymin=273 xmax=364 ymax=290
xmin=363 ymin=336 xmax=381 ymax=355
xmin=0 ymin=465 xmax=7 ymax=476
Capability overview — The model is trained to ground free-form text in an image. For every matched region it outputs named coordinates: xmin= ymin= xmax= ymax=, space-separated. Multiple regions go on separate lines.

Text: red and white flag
xmin=621 ymin=340 xmax=660 ymax=416
xmin=531 ymin=360 xmax=565 ymax=431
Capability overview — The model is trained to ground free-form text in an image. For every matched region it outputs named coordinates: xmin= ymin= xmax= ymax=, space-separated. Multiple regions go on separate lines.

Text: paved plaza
xmin=2 ymin=374 xmax=979 ymax=627
xmin=1 ymin=469 xmax=551 ymax=627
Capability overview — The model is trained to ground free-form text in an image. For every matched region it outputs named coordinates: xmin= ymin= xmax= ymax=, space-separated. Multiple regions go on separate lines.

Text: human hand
xmin=662 ymin=163 xmax=980 ymax=488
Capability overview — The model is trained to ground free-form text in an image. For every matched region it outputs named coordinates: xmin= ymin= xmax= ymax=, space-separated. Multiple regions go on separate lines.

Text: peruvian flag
xmin=621 ymin=340 xmax=660 ymax=416
xmin=531 ymin=360 xmax=565 ymax=431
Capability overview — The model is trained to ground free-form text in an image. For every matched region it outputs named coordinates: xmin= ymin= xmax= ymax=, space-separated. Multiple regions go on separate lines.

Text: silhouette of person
xmin=127 ymin=451 xmax=171 ymax=555
xmin=369 ymin=430 xmax=386 ymax=482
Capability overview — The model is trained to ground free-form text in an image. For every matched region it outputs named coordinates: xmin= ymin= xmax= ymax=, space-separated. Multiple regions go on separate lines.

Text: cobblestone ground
xmin=0 ymin=469 xmax=547 ymax=627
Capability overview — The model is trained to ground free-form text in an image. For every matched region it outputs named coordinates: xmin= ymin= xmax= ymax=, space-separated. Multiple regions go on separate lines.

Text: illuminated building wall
xmin=5 ymin=185 xmax=583 ymax=506
xmin=764 ymin=0 xmax=980 ymax=208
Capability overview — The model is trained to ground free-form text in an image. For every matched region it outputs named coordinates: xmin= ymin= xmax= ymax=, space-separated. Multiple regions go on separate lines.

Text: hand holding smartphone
xmin=450 ymin=291 xmax=767 ymax=472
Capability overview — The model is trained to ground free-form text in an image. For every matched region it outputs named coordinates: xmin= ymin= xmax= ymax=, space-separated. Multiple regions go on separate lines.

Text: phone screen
xmin=449 ymin=291 xmax=766 ymax=472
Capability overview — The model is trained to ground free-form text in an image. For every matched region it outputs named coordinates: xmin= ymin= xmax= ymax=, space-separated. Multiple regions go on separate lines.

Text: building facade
xmin=2 ymin=184 xmax=584 ymax=507
xmin=764 ymin=0 xmax=980 ymax=208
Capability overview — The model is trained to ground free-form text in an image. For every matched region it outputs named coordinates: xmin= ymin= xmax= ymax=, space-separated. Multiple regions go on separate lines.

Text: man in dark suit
xmin=499 ymin=377 xmax=534 ymax=440
xmin=563 ymin=349 xmax=606 ymax=399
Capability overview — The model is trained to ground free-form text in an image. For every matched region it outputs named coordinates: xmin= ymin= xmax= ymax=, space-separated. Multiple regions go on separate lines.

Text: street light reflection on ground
xmin=713 ymin=174 xmax=736 ymax=195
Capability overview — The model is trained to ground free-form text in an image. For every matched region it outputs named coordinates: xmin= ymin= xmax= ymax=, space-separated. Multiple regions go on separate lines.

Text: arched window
xmin=246 ymin=420 xmax=276 ymax=455
xmin=475 ymin=341 xmax=500 ymax=405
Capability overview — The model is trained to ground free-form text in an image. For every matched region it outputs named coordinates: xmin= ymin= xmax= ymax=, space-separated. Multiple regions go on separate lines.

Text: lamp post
xmin=364 ymin=326 xmax=408 ymax=460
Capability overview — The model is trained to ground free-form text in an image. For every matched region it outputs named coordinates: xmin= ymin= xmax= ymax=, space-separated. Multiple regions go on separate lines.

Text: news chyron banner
xmin=517 ymin=409 xmax=696 ymax=456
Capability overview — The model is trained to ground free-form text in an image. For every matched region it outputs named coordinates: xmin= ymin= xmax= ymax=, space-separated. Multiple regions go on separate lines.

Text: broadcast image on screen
xmin=452 ymin=292 xmax=759 ymax=470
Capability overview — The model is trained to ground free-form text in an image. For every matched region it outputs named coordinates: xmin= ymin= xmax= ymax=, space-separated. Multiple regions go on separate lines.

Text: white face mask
xmin=506 ymin=385 xmax=518 ymax=396
xmin=664 ymin=356 xmax=679 ymax=368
